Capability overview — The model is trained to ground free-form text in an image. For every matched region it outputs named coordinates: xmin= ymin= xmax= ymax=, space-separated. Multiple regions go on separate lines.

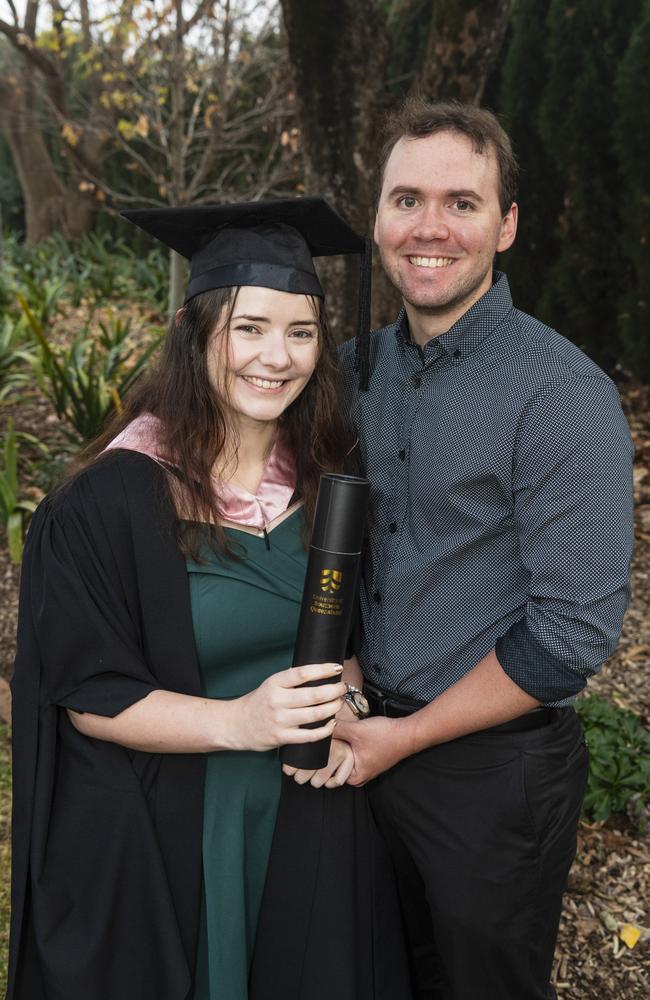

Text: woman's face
xmin=207 ymin=286 xmax=320 ymax=432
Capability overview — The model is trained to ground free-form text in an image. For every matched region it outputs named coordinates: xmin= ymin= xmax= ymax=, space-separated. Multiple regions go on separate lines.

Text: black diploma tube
xmin=279 ymin=473 xmax=370 ymax=771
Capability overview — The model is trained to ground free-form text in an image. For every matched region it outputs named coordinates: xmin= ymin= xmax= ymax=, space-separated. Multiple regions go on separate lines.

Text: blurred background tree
xmin=0 ymin=0 xmax=648 ymax=376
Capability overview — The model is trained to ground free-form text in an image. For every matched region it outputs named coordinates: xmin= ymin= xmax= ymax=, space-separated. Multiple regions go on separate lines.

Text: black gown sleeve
xmin=28 ymin=465 xmax=160 ymax=716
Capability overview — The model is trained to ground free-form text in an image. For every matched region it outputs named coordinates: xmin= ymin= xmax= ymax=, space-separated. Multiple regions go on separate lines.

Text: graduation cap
xmin=121 ymin=197 xmax=372 ymax=389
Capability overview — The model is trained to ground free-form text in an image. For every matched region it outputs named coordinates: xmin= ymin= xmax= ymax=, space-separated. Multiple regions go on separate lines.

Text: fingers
xmin=286 ymin=681 xmax=347 ymax=707
xmin=279 ymin=663 xmax=343 ymax=687
xmin=324 ymin=752 xmax=355 ymax=788
xmin=287 ymin=767 xmax=318 ymax=785
xmin=280 ymin=716 xmax=337 ymax=744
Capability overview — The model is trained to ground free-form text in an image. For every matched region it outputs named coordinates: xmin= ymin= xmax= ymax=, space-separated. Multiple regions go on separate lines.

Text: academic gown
xmin=8 ymin=450 xmax=205 ymax=1000
xmin=8 ymin=449 xmax=412 ymax=1000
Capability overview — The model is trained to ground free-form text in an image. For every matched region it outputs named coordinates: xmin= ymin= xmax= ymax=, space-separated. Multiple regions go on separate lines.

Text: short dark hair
xmin=377 ymin=97 xmax=518 ymax=216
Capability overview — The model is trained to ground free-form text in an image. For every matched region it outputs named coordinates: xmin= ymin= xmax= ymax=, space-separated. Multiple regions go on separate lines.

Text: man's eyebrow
xmin=385 ymin=185 xmax=485 ymax=203
xmin=386 ymin=185 xmax=424 ymax=199
xmin=448 ymin=189 xmax=484 ymax=203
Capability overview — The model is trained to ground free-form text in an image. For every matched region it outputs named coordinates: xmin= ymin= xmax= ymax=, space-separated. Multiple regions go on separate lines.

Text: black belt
xmin=363 ymin=681 xmax=562 ymax=734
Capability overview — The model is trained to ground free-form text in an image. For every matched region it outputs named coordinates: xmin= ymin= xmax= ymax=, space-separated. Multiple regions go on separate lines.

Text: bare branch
xmin=185 ymin=0 xmax=216 ymax=34
xmin=4 ymin=0 xmax=19 ymax=28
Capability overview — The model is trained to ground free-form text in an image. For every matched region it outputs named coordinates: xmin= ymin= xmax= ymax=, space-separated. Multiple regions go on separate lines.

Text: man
xmin=336 ymin=98 xmax=634 ymax=1000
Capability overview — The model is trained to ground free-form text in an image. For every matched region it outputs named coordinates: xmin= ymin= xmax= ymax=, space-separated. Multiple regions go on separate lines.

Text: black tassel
xmin=354 ymin=235 xmax=373 ymax=391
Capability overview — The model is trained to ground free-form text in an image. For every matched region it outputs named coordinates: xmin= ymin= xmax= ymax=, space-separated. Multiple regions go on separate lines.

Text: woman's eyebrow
xmin=232 ymin=314 xmax=319 ymax=326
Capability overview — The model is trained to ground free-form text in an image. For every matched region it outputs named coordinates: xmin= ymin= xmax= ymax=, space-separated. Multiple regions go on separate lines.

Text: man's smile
xmin=407 ymin=256 xmax=455 ymax=269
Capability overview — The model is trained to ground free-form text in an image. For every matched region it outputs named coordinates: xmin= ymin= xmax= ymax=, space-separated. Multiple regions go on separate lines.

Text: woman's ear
xmin=175 ymin=307 xmax=185 ymax=324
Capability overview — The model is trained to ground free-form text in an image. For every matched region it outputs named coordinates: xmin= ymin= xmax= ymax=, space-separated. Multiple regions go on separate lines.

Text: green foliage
xmin=576 ymin=695 xmax=650 ymax=828
xmin=1 ymin=230 xmax=169 ymax=316
xmin=613 ymin=0 xmax=650 ymax=380
xmin=497 ymin=0 xmax=563 ymax=318
xmin=486 ymin=0 xmax=650 ymax=377
xmin=0 ymin=316 xmax=34 ymax=403
xmin=536 ymin=0 xmax=640 ymax=371
xmin=0 ymin=420 xmax=39 ymax=563
xmin=19 ymin=296 xmax=163 ymax=444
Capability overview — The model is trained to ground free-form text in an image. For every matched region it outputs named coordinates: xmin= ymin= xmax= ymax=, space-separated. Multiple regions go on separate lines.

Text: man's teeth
xmin=409 ymin=256 xmax=454 ymax=268
xmin=243 ymin=376 xmax=285 ymax=389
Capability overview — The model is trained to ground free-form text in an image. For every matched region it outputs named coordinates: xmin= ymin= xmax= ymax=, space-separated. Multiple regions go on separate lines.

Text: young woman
xmin=8 ymin=199 xmax=410 ymax=1000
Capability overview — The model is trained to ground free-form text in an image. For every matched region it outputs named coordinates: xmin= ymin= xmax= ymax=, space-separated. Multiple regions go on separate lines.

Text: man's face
xmin=374 ymin=131 xmax=517 ymax=333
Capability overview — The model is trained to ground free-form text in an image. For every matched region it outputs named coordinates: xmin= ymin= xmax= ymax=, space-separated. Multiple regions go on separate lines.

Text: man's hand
xmin=334 ymin=716 xmax=411 ymax=785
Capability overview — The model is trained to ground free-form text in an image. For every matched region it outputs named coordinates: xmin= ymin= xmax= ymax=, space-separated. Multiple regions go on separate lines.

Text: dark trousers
xmin=368 ymin=708 xmax=589 ymax=1000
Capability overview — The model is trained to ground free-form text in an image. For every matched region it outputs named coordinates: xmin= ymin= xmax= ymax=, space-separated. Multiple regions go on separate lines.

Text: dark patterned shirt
xmin=339 ymin=272 xmax=634 ymax=706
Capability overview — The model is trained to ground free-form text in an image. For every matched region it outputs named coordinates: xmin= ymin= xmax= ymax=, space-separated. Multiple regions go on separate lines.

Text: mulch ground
xmin=0 ymin=370 xmax=648 ymax=998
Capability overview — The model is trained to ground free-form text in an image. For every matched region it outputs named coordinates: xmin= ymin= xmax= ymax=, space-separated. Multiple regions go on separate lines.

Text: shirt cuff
xmin=495 ymin=619 xmax=587 ymax=703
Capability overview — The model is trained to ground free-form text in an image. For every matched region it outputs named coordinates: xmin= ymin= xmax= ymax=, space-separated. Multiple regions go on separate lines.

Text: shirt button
xmin=373 ymin=591 xmax=382 ymax=603
xmin=389 ymin=521 xmax=397 ymax=533
xmin=412 ymin=374 xmax=422 ymax=388
xmin=372 ymin=663 xmax=381 ymax=674
xmin=453 ymin=349 xmax=461 ymax=359
xmin=398 ymin=449 xmax=406 ymax=460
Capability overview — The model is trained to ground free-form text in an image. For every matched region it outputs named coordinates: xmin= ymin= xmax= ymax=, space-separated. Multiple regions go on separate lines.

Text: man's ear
xmin=497 ymin=203 xmax=518 ymax=253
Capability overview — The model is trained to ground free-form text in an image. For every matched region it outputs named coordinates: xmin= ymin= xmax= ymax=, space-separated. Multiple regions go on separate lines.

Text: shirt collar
xmin=394 ymin=271 xmax=514 ymax=361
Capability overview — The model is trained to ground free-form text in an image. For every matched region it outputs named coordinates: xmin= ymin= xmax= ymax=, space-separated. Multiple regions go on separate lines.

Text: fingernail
xmin=334 ymin=663 xmax=343 ymax=672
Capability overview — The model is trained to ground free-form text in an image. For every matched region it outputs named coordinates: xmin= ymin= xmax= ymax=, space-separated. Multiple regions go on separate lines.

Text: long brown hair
xmin=79 ymin=286 xmax=357 ymax=558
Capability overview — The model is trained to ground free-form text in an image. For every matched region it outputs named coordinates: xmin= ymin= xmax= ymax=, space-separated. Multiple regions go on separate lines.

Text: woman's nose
xmin=259 ymin=333 xmax=292 ymax=368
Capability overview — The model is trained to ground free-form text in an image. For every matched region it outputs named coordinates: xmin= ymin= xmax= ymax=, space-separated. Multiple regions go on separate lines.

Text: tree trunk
xmin=0 ymin=68 xmax=68 ymax=242
xmin=0 ymin=65 xmax=99 ymax=242
xmin=280 ymin=0 xmax=398 ymax=338
xmin=418 ymin=0 xmax=514 ymax=103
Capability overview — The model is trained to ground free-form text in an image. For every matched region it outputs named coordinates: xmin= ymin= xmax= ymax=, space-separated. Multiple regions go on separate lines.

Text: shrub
xmin=0 ymin=420 xmax=40 ymax=563
xmin=0 ymin=316 xmax=34 ymax=402
xmin=19 ymin=295 xmax=163 ymax=444
xmin=576 ymin=694 xmax=650 ymax=828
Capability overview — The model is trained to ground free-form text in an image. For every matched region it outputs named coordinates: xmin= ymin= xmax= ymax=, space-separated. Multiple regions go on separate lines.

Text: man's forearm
xmin=338 ymin=651 xmax=541 ymax=784
xmin=402 ymin=649 xmax=541 ymax=756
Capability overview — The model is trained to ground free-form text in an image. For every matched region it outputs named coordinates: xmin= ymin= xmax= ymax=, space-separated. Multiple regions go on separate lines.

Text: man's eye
xmin=455 ymin=200 xmax=472 ymax=212
xmin=397 ymin=196 xmax=418 ymax=209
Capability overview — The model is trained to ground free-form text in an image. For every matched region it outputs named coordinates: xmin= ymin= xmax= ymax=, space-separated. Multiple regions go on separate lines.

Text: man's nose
xmin=411 ymin=205 xmax=450 ymax=241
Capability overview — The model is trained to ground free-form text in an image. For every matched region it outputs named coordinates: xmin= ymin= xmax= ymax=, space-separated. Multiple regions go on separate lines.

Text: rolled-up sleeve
xmin=495 ymin=375 xmax=634 ymax=703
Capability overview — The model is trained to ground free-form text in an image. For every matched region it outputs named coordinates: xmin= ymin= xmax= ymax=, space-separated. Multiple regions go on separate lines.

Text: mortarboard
xmin=121 ymin=197 xmax=372 ymax=389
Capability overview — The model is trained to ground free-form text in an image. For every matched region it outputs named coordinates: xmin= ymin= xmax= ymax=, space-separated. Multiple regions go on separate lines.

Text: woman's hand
xmin=230 ymin=662 xmax=346 ymax=752
xmin=282 ymin=737 xmax=355 ymax=788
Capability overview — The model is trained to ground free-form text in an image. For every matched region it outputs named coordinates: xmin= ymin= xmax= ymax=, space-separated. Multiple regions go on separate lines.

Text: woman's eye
xmin=290 ymin=328 xmax=317 ymax=340
xmin=235 ymin=324 xmax=261 ymax=335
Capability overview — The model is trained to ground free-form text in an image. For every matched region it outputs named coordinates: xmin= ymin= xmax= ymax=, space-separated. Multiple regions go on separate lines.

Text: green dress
xmin=186 ymin=510 xmax=306 ymax=1000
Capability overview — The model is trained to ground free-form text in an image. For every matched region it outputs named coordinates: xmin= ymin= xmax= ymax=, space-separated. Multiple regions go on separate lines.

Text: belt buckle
xmin=363 ymin=682 xmax=388 ymax=716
